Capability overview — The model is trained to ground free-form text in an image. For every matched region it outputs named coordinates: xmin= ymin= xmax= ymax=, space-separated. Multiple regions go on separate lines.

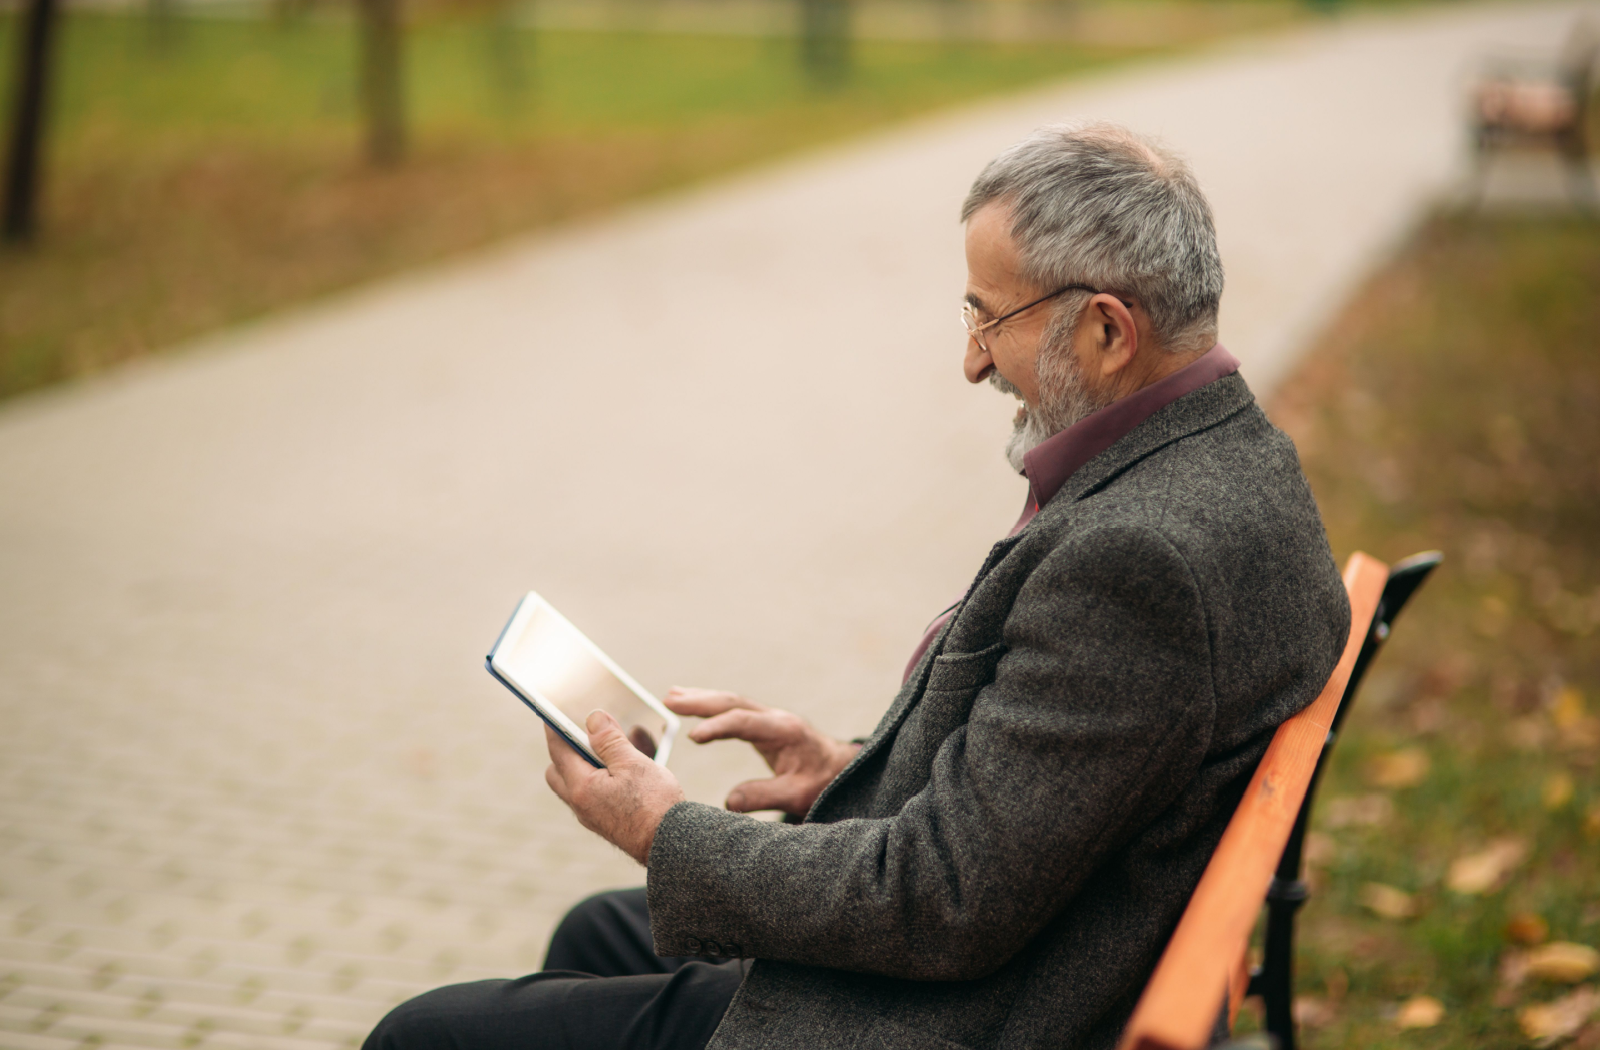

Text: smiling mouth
xmin=988 ymin=370 xmax=1028 ymax=423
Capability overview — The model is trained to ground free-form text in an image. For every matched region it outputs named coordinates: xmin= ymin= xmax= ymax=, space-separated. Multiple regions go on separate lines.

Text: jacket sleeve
xmin=646 ymin=524 xmax=1218 ymax=981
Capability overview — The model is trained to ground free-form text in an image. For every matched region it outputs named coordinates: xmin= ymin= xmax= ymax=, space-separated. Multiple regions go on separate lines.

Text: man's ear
xmin=1090 ymin=294 xmax=1139 ymax=378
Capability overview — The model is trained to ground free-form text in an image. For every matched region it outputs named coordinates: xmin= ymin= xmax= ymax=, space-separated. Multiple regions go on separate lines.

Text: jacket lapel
xmin=806 ymin=532 xmax=1022 ymax=821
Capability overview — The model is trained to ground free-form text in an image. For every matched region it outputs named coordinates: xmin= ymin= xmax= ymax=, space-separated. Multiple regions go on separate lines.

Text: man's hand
xmin=544 ymin=711 xmax=686 ymax=866
xmin=664 ymin=688 xmax=860 ymax=818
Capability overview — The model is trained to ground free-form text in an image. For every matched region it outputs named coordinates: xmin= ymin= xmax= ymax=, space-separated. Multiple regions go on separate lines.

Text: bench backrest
xmin=1116 ymin=552 xmax=1388 ymax=1050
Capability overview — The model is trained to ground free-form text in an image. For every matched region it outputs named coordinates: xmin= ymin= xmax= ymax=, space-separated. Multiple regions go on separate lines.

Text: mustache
xmin=989 ymin=371 xmax=1024 ymax=400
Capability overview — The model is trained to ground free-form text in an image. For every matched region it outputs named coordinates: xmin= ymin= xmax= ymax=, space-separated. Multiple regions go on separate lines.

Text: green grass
xmin=35 ymin=10 xmax=1155 ymax=139
xmin=0 ymin=8 xmax=1177 ymax=400
xmin=1260 ymin=212 xmax=1600 ymax=1048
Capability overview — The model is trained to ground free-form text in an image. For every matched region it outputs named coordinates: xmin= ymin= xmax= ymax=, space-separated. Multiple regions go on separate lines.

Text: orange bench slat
xmin=1117 ymin=552 xmax=1389 ymax=1050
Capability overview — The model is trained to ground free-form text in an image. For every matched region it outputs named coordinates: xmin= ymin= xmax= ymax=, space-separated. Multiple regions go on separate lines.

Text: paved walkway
xmin=0 ymin=4 xmax=1587 ymax=1047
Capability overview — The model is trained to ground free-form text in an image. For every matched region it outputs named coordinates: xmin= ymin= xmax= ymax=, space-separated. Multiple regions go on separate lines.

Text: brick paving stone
xmin=0 ymin=1032 xmax=81 ymax=1050
xmin=0 ymin=6 xmax=1583 ymax=1047
xmin=3 ymin=985 xmax=369 ymax=1041
xmin=16 ymin=964 xmax=392 ymax=1021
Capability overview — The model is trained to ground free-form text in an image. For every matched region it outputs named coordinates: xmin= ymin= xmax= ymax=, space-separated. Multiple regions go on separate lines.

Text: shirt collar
xmin=1020 ymin=343 xmax=1241 ymax=514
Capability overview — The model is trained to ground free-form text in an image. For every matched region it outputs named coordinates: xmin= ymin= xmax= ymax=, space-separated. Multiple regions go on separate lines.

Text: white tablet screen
xmin=501 ymin=603 xmax=668 ymax=758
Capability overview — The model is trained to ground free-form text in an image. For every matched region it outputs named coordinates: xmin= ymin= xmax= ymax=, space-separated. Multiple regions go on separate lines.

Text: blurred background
xmin=1 ymin=0 xmax=1597 ymax=1046
xmin=0 ymin=0 xmax=1278 ymax=397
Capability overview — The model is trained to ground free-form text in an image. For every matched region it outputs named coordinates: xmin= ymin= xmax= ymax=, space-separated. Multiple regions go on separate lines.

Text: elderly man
xmin=366 ymin=121 xmax=1349 ymax=1050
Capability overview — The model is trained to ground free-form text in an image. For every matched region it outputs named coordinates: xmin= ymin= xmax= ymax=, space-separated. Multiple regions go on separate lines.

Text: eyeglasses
xmin=960 ymin=284 xmax=1128 ymax=353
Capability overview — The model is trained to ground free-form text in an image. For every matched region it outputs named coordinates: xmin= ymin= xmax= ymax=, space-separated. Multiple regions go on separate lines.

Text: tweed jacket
xmin=646 ymin=373 xmax=1350 ymax=1050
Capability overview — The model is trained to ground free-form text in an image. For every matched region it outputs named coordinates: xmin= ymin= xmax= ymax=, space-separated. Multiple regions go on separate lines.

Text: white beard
xmin=992 ymin=329 xmax=1109 ymax=474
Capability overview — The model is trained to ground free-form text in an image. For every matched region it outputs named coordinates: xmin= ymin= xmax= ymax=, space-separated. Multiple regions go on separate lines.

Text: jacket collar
xmin=1054 ymin=371 xmax=1256 ymax=509
xmin=1020 ymin=344 xmax=1240 ymax=511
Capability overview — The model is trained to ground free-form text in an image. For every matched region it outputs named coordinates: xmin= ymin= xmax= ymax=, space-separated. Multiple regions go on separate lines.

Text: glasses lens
xmin=961 ymin=304 xmax=985 ymax=351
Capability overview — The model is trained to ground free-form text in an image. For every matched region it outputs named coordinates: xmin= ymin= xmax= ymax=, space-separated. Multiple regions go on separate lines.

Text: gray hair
xmin=961 ymin=122 xmax=1223 ymax=354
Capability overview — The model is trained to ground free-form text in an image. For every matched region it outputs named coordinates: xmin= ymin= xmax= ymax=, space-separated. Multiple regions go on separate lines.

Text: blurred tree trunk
xmin=937 ymin=0 xmax=968 ymax=51
xmin=799 ymin=0 xmax=850 ymax=89
xmin=484 ymin=0 xmax=531 ymax=114
xmin=273 ymin=0 xmax=316 ymax=26
xmin=3 ymin=0 xmax=59 ymax=244
xmin=359 ymin=0 xmax=406 ymax=165
xmin=147 ymin=0 xmax=180 ymax=53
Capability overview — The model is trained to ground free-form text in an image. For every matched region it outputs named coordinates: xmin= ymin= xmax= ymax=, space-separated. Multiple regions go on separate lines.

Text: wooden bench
xmin=1471 ymin=19 xmax=1599 ymax=207
xmin=1118 ymin=549 xmax=1442 ymax=1050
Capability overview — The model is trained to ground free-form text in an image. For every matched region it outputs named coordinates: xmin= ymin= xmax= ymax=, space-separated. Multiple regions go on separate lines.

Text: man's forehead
xmin=966 ymin=197 xmax=1014 ymax=235
xmin=965 ymin=203 xmax=1026 ymax=287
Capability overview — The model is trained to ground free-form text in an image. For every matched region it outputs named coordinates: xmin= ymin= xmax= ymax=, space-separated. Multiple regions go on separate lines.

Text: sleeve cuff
xmin=646 ymin=800 xmax=768 ymax=959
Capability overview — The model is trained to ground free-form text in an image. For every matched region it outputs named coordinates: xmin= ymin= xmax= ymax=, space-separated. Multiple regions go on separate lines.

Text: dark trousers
xmin=364 ymin=888 xmax=743 ymax=1050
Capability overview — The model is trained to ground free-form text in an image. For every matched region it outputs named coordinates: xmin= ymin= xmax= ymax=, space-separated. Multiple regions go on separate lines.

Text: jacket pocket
xmin=858 ymin=1015 xmax=973 ymax=1050
xmin=924 ymin=640 xmax=1008 ymax=694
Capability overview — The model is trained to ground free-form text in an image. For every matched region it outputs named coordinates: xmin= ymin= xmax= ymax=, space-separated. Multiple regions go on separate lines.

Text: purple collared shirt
xmin=900 ymin=343 xmax=1241 ymax=684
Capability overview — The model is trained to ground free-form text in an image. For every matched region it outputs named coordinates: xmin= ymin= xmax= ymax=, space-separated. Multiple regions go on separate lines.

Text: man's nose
xmin=963 ymin=336 xmax=994 ymax=385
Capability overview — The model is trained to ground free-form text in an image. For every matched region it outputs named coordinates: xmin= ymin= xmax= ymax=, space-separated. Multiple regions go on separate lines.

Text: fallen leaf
xmin=1551 ymin=689 xmax=1600 ymax=751
xmin=1353 ymin=932 xmax=1387 ymax=958
xmin=1519 ymin=986 xmax=1600 ymax=1045
xmin=1476 ymin=595 xmax=1510 ymax=638
xmin=1411 ymin=696 xmax=1446 ymax=734
xmin=1396 ymin=995 xmax=1445 ymax=1029
xmin=1367 ymin=748 xmax=1431 ymax=789
xmin=1508 ymin=913 xmax=1552 ymax=946
xmin=1552 ymin=687 xmax=1587 ymax=729
xmin=1447 ymin=837 xmax=1528 ymax=894
xmin=1544 ymin=772 xmax=1576 ymax=810
xmin=1585 ymin=804 xmax=1600 ymax=841
xmin=1361 ymin=882 xmax=1417 ymax=920
xmin=1325 ymin=793 xmax=1395 ymax=828
xmin=1294 ymin=995 xmax=1338 ymax=1028
xmin=1504 ymin=949 xmax=1533 ymax=988
xmin=1304 ymin=831 xmax=1337 ymax=867
xmin=1558 ymin=718 xmax=1600 ymax=752
xmin=1418 ymin=654 xmax=1471 ymax=698
xmin=1497 ymin=951 xmax=1529 ymax=1006
xmin=1510 ymin=717 xmax=1550 ymax=753
xmin=1527 ymin=944 xmax=1600 ymax=984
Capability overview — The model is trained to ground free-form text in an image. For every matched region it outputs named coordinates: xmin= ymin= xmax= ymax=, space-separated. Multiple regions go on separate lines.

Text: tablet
xmin=486 ymin=591 xmax=678 ymax=769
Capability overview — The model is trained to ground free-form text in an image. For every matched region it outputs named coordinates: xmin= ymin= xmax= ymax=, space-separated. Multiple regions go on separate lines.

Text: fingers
xmin=725 ymin=775 xmax=809 ymax=815
xmin=545 ymin=721 xmax=593 ymax=781
xmin=628 ymin=725 xmax=659 ymax=760
xmin=663 ymin=687 xmax=756 ymax=718
xmin=544 ymin=723 xmax=578 ymax=801
xmin=585 ymin=710 xmax=642 ymax=768
xmin=689 ymin=707 xmax=799 ymax=746
xmin=542 ymin=712 xmax=688 ymax=867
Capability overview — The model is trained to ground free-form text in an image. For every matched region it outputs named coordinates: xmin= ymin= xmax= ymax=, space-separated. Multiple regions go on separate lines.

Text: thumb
xmin=586 ymin=710 xmax=639 ymax=767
